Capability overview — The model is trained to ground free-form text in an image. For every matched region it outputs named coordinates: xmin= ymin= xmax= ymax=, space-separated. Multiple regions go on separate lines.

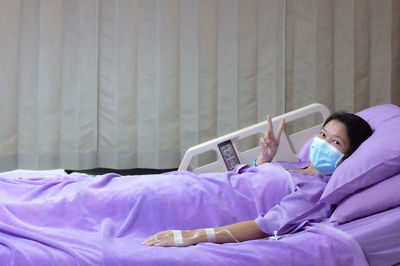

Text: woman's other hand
xmin=257 ymin=115 xmax=285 ymax=164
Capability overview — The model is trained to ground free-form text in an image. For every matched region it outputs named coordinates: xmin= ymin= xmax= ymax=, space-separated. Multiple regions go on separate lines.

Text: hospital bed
xmin=178 ymin=102 xmax=400 ymax=266
xmin=0 ymin=103 xmax=399 ymax=266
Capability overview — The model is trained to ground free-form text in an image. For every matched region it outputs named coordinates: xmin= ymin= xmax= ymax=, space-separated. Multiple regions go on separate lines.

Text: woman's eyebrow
xmin=322 ymin=128 xmax=345 ymax=143
xmin=334 ymin=134 xmax=344 ymax=142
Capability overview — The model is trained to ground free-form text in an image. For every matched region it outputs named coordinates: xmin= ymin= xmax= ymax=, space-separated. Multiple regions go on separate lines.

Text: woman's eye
xmin=319 ymin=132 xmax=326 ymax=137
xmin=333 ymin=140 xmax=340 ymax=145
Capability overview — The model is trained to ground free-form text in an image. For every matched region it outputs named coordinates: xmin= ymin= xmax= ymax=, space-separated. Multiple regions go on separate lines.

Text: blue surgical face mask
xmin=309 ymin=137 xmax=345 ymax=174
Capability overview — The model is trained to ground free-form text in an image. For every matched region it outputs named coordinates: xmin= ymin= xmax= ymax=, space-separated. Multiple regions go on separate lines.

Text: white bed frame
xmin=178 ymin=103 xmax=330 ymax=173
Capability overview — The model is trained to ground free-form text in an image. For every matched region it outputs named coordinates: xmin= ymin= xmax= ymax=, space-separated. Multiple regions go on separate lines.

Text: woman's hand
xmin=257 ymin=115 xmax=285 ymax=164
xmin=142 ymin=230 xmax=199 ymax=247
xmin=142 ymin=230 xmax=175 ymax=247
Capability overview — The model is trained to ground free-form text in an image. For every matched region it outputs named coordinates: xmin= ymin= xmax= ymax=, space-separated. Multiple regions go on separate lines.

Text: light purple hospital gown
xmin=254 ymin=161 xmax=332 ymax=236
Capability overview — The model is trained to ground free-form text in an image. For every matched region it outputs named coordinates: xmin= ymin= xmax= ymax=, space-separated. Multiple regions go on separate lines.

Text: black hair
xmin=323 ymin=112 xmax=373 ymax=158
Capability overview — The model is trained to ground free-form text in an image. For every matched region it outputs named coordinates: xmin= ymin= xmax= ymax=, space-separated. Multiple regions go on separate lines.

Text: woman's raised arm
xmin=256 ymin=115 xmax=285 ymax=165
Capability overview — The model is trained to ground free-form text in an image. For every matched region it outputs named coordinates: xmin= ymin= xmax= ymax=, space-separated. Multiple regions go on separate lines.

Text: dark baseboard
xmin=65 ymin=167 xmax=177 ymax=176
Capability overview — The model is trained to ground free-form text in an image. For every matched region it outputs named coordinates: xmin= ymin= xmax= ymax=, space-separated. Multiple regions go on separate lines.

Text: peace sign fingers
xmin=258 ymin=115 xmax=286 ymax=164
xmin=265 ymin=115 xmax=286 ymax=142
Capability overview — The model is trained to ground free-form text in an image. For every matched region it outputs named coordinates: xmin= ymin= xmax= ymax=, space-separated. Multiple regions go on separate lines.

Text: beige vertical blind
xmin=96 ymin=0 xmax=285 ymax=169
xmin=285 ymin=0 xmax=400 ymax=113
xmin=0 ymin=0 xmax=99 ymax=171
xmin=0 ymin=0 xmax=398 ymax=171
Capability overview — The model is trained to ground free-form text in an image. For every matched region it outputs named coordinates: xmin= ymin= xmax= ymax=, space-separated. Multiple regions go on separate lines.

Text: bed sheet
xmin=338 ymin=206 xmax=400 ymax=266
xmin=0 ymin=166 xmax=368 ymax=266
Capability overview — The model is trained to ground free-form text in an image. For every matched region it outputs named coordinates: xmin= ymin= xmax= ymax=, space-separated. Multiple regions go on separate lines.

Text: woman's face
xmin=318 ymin=119 xmax=351 ymax=156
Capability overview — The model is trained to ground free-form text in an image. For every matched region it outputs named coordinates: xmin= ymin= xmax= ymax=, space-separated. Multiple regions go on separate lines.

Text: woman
xmin=143 ymin=112 xmax=373 ymax=247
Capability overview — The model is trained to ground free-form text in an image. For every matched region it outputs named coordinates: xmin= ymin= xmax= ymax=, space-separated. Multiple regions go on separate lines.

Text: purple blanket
xmin=0 ymin=165 xmax=368 ymax=265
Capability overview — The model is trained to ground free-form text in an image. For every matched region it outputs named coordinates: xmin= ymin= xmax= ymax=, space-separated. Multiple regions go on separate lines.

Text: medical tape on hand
xmin=205 ymin=228 xmax=216 ymax=243
xmin=172 ymin=230 xmax=184 ymax=246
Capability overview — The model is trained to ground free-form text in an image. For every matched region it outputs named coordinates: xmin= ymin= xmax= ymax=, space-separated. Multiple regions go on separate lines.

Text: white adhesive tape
xmin=205 ymin=228 xmax=216 ymax=243
xmin=173 ymin=230 xmax=184 ymax=246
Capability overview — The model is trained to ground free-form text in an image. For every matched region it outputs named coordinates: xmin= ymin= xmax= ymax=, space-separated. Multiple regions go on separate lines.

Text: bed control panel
xmin=218 ymin=140 xmax=241 ymax=171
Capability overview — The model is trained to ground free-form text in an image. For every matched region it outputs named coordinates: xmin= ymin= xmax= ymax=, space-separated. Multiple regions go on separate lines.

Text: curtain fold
xmin=0 ymin=0 xmax=398 ymax=171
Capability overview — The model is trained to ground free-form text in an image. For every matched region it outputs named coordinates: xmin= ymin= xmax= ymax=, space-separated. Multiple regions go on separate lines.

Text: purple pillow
xmin=320 ymin=104 xmax=400 ymax=204
xmin=297 ymin=138 xmax=312 ymax=162
xmin=296 ymin=104 xmax=400 ymax=204
xmin=328 ymin=172 xmax=400 ymax=223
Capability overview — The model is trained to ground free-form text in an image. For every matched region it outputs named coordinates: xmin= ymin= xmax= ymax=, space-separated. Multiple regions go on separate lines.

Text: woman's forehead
xmin=323 ymin=120 xmax=349 ymax=140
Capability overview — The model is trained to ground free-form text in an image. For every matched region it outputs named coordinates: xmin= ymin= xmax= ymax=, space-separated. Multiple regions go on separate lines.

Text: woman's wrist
xmin=181 ymin=229 xmax=207 ymax=245
xmin=257 ymin=154 xmax=271 ymax=165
